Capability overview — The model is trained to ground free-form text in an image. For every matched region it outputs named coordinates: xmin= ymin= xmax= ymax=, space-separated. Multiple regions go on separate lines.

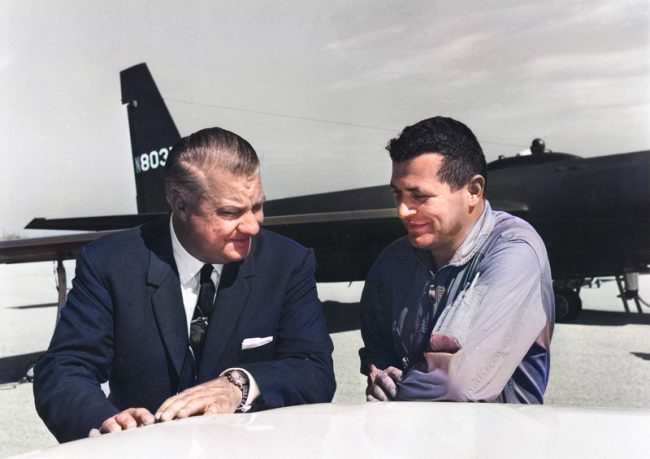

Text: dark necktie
xmin=190 ymin=264 xmax=215 ymax=366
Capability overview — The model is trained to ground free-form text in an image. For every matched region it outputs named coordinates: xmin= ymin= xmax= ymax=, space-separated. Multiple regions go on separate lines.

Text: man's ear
xmin=467 ymin=175 xmax=485 ymax=203
xmin=169 ymin=191 xmax=191 ymax=221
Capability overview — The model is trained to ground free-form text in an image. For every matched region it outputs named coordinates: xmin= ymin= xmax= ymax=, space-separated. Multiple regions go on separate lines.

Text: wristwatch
xmin=225 ymin=370 xmax=249 ymax=412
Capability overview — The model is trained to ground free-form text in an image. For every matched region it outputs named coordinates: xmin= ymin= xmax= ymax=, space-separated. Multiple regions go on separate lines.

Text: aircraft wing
xmin=0 ymin=231 xmax=118 ymax=264
xmin=14 ymin=402 xmax=650 ymax=458
xmin=25 ymin=214 xmax=166 ymax=232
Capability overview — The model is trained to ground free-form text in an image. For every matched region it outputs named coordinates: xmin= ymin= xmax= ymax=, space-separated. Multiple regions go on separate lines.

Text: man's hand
xmin=428 ymin=333 xmax=461 ymax=353
xmin=424 ymin=333 xmax=462 ymax=373
xmin=155 ymin=376 xmax=242 ymax=422
xmin=89 ymin=407 xmax=155 ymax=437
xmin=366 ymin=364 xmax=403 ymax=401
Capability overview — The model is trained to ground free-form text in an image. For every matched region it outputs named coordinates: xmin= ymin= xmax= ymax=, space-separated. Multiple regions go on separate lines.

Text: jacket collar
xmin=447 ymin=200 xmax=495 ymax=267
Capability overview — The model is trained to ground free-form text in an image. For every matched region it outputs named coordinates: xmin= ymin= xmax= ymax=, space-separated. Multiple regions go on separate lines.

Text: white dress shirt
xmin=170 ymin=218 xmax=224 ymax=333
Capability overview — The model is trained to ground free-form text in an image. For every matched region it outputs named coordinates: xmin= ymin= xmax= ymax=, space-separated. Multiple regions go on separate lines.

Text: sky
xmin=1 ymin=0 xmax=649 ymax=236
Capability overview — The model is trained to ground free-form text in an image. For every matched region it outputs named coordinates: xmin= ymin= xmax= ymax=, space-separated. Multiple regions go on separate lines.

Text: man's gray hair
xmin=165 ymin=127 xmax=260 ymax=207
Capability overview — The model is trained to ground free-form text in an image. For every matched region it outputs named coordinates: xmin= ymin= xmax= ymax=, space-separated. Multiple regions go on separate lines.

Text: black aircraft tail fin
xmin=120 ymin=63 xmax=181 ymax=214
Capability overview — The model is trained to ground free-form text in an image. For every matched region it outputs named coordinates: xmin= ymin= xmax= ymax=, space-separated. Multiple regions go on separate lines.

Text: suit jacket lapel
xmin=143 ymin=220 xmax=190 ymax=382
xmin=198 ymin=251 xmax=256 ymax=381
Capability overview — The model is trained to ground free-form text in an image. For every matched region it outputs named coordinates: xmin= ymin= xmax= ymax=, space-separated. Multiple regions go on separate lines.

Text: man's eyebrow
xmin=216 ymin=198 xmax=265 ymax=211
xmin=405 ymin=186 xmax=424 ymax=193
xmin=390 ymin=183 xmax=422 ymax=193
xmin=216 ymin=204 xmax=245 ymax=211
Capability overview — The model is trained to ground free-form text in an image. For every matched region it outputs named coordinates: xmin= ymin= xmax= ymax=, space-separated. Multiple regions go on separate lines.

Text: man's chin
xmin=407 ymin=234 xmax=434 ymax=251
xmin=223 ymin=241 xmax=251 ymax=261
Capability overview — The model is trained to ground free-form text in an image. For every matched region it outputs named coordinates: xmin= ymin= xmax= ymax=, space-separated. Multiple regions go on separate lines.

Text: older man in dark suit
xmin=34 ymin=127 xmax=336 ymax=443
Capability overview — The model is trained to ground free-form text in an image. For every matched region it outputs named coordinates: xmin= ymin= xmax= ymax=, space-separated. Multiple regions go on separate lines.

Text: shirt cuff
xmin=220 ymin=367 xmax=260 ymax=412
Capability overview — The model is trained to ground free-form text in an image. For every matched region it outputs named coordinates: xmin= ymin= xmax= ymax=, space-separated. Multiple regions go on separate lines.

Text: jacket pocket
xmin=238 ymin=340 xmax=276 ymax=363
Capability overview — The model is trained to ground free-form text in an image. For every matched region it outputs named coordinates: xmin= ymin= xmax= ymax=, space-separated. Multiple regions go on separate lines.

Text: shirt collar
xmin=170 ymin=216 xmax=223 ymax=286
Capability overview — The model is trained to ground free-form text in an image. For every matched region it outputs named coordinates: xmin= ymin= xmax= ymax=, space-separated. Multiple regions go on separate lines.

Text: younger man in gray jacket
xmin=360 ymin=116 xmax=554 ymax=404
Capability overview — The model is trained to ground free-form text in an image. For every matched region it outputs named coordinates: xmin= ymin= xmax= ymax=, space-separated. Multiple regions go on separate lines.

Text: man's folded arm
xmin=34 ymin=247 xmax=119 ymax=442
xmin=399 ymin=242 xmax=548 ymax=402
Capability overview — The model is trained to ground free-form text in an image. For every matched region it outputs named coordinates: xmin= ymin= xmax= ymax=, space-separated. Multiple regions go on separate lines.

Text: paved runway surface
xmin=1 ymin=262 xmax=650 ymax=458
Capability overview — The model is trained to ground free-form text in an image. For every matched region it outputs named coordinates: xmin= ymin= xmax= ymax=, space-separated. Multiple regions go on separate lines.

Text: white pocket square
xmin=241 ymin=336 xmax=274 ymax=350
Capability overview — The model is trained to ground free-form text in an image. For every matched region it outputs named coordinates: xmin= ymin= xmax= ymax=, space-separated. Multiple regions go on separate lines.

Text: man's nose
xmin=239 ymin=211 xmax=261 ymax=235
xmin=396 ymin=200 xmax=415 ymax=219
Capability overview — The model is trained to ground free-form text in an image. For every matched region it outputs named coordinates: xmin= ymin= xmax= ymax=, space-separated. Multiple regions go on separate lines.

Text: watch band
xmin=225 ymin=370 xmax=250 ymax=412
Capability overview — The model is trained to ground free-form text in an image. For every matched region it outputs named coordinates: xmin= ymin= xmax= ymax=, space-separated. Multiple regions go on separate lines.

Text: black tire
xmin=554 ymin=289 xmax=582 ymax=322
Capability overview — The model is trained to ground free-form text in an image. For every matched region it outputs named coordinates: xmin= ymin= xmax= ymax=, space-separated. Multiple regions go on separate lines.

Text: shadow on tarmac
xmin=567 ymin=309 xmax=650 ymax=327
xmin=630 ymin=352 xmax=650 ymax=361
xmin=323 ymin=301 xmax=361 ymax=333
xmin=9 ymin=303 xmax=57 ymax=310
xmin=0 ymin=351 xmax=44 ymax=384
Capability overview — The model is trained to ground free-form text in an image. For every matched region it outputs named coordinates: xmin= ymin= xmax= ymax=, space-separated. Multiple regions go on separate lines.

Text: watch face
xmin=229 ymin=371 xmax=248 ymax=385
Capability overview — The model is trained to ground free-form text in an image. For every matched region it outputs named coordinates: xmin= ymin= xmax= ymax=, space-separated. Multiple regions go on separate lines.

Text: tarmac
xmin=1 ymin=262 xmax=650 ymax=458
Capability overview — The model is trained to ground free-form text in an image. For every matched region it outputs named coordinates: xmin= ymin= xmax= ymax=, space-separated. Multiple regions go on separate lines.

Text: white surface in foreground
xmin=13 ymin=402 xmax=650 ymax=459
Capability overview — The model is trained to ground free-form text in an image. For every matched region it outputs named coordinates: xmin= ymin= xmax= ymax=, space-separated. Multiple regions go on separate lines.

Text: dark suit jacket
xmin=34 ymin=218 xmax=335 ymax=442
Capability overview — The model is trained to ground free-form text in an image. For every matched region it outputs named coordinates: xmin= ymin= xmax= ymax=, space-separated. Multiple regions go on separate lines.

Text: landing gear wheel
xmin=554 ymin=289 xmax=582 ymax=322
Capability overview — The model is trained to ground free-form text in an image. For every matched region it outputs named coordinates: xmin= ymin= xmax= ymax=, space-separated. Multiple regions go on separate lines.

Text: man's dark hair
xmin=386 ymin=116 xmax=487 ymax=190
xmin=165 ymin=127 xmax=260 ymax=206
